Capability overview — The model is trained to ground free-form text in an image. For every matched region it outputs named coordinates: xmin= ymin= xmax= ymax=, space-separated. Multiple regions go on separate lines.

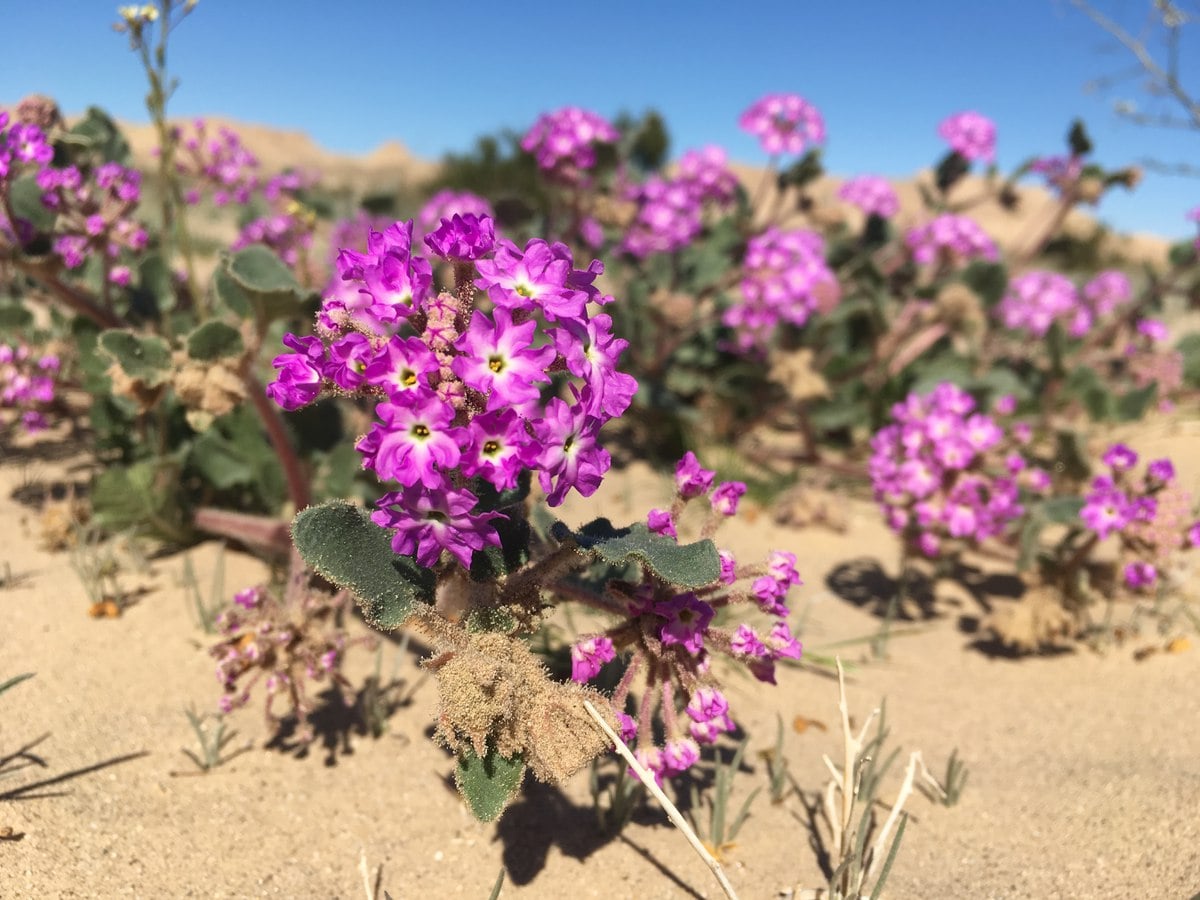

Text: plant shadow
xmin=826 ymin=555 xmax=1025 ymax=622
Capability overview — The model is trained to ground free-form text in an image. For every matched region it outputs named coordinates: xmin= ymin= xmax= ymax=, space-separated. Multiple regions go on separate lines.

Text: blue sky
xmin=5 ymin=1 xmax=1200 ymax=238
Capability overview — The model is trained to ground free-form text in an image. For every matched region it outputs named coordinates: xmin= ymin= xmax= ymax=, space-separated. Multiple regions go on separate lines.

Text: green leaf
xmin=290 ymin=502 xmax=435 ymax=630
xmin=0 ymin=672 xmax=34 ymax=699
xmin=1038 ymin=496 xmax=1085 ymax=524
xmin=470 ymin=513 xmax=531 ymax=582
xmin=1067 ymin=119 xmax=1093 ymax=158
xmin=227 ymin=244 xmax=300 ymax=294
xmin=91 ymin=459 xmax=190 ymax=544
xmin=1053 ymin=430 xmax=1092 ymax=481
xmin=960 ymin=261 xmax=1008 ymax=307
xmin=212 ymin=266 xmax=253 ymax=318
xmin=220 ymin=245 xmax=316 ymax=322
xmin=1168 ymin=241 xmax=1196 ymax=269
xmin=454 ymin=746 xmax=526 ymax=822
xmin=551 ymin=518 xmax=720 ymax=588
xmin=1115 ymin=382 xmax=1157 ymax=422
xmin=1177 ymin=333 xmax=1200 ymax=388
xmin=135 ymin=252 xmax=176 ymax=315
xmin=97 ymin=329 xmax=172 ymax=387
xmin=8 ymin=175 xmax=57 ymax=233
xmin=0 ymin=303 xmax=33 ymax=329
xmin=64 ymin=106 xmax=131 ymax=164
xmin=777 ymin=148 xmax=824 ymax=190
xmin=186 ymin=321 xmax=244 ymax=362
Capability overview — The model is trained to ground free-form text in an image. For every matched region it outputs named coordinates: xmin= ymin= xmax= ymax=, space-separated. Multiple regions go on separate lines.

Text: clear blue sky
xmin=5 ymin=1 xmax=1200 ymax=238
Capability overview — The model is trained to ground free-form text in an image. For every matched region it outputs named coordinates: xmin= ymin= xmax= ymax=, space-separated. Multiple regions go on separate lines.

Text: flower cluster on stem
xmin=211 ymin=583 xmax=377 ymax=744
xmin=870 ymin=383 xmax=1046 ymax=558
xmin=1080 ymin=444 xmax=1199 ymax=591
xmin=267 ymin=214 xmax=637 ymax=569
xmin=569 ymin=451 xmax=803 ymax=784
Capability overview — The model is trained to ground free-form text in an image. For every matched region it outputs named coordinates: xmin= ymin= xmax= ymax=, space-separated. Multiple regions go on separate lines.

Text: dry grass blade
xmin=582 ymin=699 xmax=740 ymax=900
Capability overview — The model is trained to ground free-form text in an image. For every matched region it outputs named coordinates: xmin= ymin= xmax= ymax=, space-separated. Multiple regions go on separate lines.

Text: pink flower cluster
xmin=1080 ymin=444 xmax=1198 ymax=590
xmin=0 ymin=342 xmax=59 ymax=433
xmin=211 ymin=585 xmax=375 ymax=744
xmin=870 ymin=383 xmax=1045 ymax=558
xmin=738 ymin=92 xmax=826 ymax=156
xmin=838 ymin=174 xmax=900 ymax=219
xmin=937 ymin=111 xmax=997 ymax=163
xmin=905 ymin=213 xmax=998 ymax=265
xmin=620 ymin=146 xmax=737 ymax=258
xmin=997 ymin=269 xmax=1132 ymax=338
xmin=35 ymin=161 xmax=147 ymax=280
xmin=1030 ymin=154 xmax=1083 ymax=197
xmin=173 ymin=119 xmax=260 ymax=206
xmin=417 ymin=190 xmax=494 ymax=237
xmin=723 ymin=227 xmax=840 ymax=355
xmin=267 ymin=214 xmax=637 ymax=569
xmin=521 ymin=107 xmax=619 ymax=176
xmin=570 ymin=451 xmax=803 ymax=783
xmin=0 ymin=112 xmax=53 ymax=184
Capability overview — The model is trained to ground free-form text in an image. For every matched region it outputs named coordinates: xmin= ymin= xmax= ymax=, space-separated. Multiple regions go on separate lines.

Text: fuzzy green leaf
xmin=136 ymin=252 xmax=176 ymax=314
xmin=221 ymin=245 xmax=316 ymax=322
xmin=0 ymin=303 xmax=33 ymax=329
xmin=552 ymin=518 xmax=719 ymax=588
xmin=1038 ymin=496 xmax=1085 ymax=524
xmin=226 ymin=244 xmax=301 ymax=294
xmin=961 ymin=261 xmax=1008 ymax=307
xmin=455 ymin=746 xmax=526 ymax=822
xmin=97 ymin=329 xmax=172 ymax=386
xmin=8 ymin=175 xmax=57 ymax=233
xmin=212 ymin=266 xmax=253 ymax=318
xmin=290 ymin=501 xmax=434 ymax=630
xmin=1115 ymin=382 xmax=1157 ymax=422
xmin=1179 ymin=333 xmax=1200 ymax=388
xmin=64 ymin=106 xmax=131 ymax=164
xmin=186 ymin=321 xmax=244 ymax=362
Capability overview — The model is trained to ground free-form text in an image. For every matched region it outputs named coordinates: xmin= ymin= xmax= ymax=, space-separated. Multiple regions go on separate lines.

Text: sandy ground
xmin=1 ymin=413 xmax=1199 ymax=900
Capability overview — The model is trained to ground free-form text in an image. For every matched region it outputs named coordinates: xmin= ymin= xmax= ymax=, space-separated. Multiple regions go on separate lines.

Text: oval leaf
xmin=290 ymin=501 xmax=435 ymax=630
xmin=552 ymin=518 xmax=720 ymax=588
xmin=187 ymin=321 xmax=245 ymax=362
xmin=455 ymin=747 xmax=526 ymax=822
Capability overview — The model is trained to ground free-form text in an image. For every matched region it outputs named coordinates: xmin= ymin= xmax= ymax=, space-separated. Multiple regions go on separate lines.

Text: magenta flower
xmin=552 ymin=313 xmax=637 ymax=418
xmin=371 ymin=485 xmax=501 ymax=568
xmin=534 ymin=395 xmax=611 ymax=506
xmin=730 ymin=624 xmax=769 ymax=658
xmin=363 ymin=335 xmax=439 ymax=398
xmin=1102 ymin=444 xmax=1138 ymax=472
xmin=662 ymin=737 xmax=701 ymax=775
xmin=521 ymin=106 xmax=619 ymax=174
xmin=1123 ymin=561 xmax=1157 ymax=589
xmin=570 ymin=636 xmax=616 ymax=683
xmin=675 ymin=451 xmax=716 ymax=499
xmin=327 ymin=332 xmax=374 ymax=390
xmin=647 ymin=508 xmax=677 ymax=538
xmin=838 ymin=174 xmax=899 ymax=218
xmin=711 ymin=481 xmax=746 ymax=517
xmin=452 ymin=308 xmax=556 ymax=410
xmin=1080 ymin=478 xmax=1131 ymax=539
xmin=739 ymin=92 xmax=826 ymax=156
xmin=937 ymin=111 xmax=996 ymax=163
xmin=266 ymin=334 xmax=327 ymax=410
xmin=459 ymin=409 xmax=537 ymax=491
xmin=417 ymin=190 xmax=494 ymax=234
xmin=1147 ymin=459 xmax=1175 ymax=484
xmin=357 ymin=390 xmax=462 ymax=489
xmin=654 ymin=593 xmax=715 ymax=655
xmin=423 ymin=212 xmax=495 ymax=261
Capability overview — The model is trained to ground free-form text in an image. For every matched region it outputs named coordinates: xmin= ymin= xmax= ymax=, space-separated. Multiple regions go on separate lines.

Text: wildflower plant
xmin=211 ymin=578 xmax=377 ymax=745
xmin=276 ymin=214 xmax=805 ymax=821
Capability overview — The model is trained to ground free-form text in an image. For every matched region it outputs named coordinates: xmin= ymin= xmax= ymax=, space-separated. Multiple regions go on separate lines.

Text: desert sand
xmin=1 ymin=412 xmax=1198 ymax=899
